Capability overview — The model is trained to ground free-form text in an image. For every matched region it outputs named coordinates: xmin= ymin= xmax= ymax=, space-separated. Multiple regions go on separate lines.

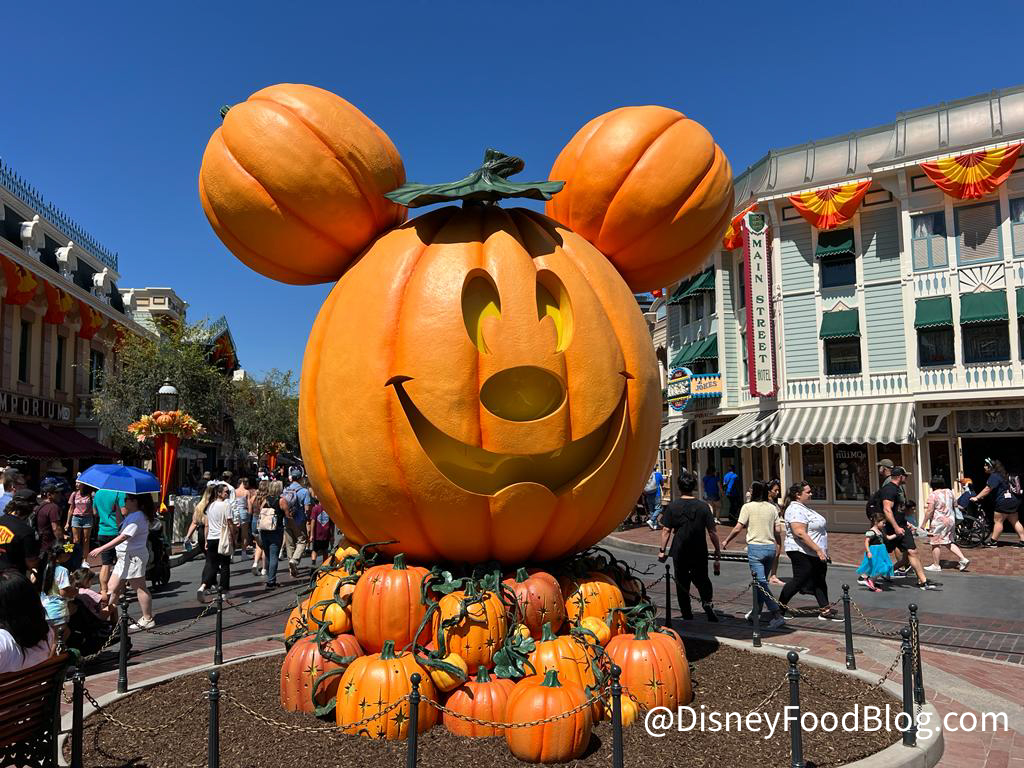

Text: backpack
xmin=283 ymin=487 xmax=303 ymax=521
xmin=258 ymin=495 xmax=280 ymax=532
xmin=644 ymin=472 xmax=659 ymax=493
xmin=1008 ymin=474 xmax=1023 ymax=500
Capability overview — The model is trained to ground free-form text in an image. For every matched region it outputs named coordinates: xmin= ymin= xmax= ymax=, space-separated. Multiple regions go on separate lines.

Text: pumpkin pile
xmin=279 ymin=545 xmax=693 ymax=762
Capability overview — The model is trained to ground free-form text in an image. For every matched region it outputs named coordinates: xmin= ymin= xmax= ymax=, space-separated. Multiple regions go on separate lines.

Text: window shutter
xmin=956 ymin=203 xmax=1001 ymax=264
xmin=1013 ymin=222 xmax=1024 ymax=256
xmin=930 ymin=234 xmax=947 ymax=267
xmin=912 ymin=238 xmax=931 ymax=270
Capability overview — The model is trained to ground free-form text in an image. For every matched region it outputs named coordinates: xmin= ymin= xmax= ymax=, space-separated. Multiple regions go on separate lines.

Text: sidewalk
xmin=610 ymin=524 xmax=1023 ymax=576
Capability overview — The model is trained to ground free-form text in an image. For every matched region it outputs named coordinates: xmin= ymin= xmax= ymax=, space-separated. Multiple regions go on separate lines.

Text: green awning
xmin=667 ymin=279 xmax=689 ymax=305
xmin=1017 ymin=288 xmax=1024 ymax=319
xmin=819 ymin=309 xmax=860 ymax=339
xmin=815 ymin=228 xmax=855 ymax=260
xmin=960 ymin=291 xmax=1008 ymax=325
xmin=914 ymin=296 xmax=953 ymax=329
xmin=669 ymin=334 xmax=718 ymax=367
xmin=668 ymin=270 xmax=714 ymax=305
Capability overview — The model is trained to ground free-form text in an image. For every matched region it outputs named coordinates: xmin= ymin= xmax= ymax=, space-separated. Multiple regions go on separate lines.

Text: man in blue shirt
xmin=283 ymin=469 xmax=312 ymax=577
xmin=722 ymin=464 xmax=741 ymax=524
xmin=643 ymin=468 xmax=663 ymax=529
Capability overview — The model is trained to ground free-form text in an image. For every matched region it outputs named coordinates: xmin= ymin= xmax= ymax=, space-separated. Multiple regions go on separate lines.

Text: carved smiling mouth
xmin=387 ymin=375 xmax=629 ymax=496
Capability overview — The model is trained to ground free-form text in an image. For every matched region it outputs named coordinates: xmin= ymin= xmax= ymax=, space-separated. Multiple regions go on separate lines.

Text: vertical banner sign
xmin=667 ymin=368 xmax=692 ymax=411
xmin=743 ymin=212 xmax=777 ymax=396
xmin=152 ymin=433 xmax=180 ymax=513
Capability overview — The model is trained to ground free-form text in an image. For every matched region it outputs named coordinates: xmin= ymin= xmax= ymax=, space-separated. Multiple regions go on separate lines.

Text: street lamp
xmin=157 ymin=380 xmax=179 ymax=412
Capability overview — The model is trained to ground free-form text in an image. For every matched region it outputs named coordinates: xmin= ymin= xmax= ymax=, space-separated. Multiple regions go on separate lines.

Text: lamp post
xmin=157 ymin=380 xmax=180 ymax=413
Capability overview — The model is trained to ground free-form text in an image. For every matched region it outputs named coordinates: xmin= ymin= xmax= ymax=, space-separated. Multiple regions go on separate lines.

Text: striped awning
xmin=692 ymin=410 xmax=780 ymax=449
xmin=659 ymin=421 xmax=685 ymax=450
xmin=691 ymin=402 xmax=915 ymax=448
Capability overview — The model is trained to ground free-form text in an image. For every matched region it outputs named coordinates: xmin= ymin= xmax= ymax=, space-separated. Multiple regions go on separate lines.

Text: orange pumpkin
xmin=300 ymin=205 xmax=660 ymax=565
xmin=603 ymin=693 xmax=639 ymax=728
xmin=279 ymin=633 xmax=363 ymax=713
xmin=606 ymin=624 xmax=692 ymax=710
xmin=503 ymin=568 xmax=565 ymax=639
xmin=546 ymin=105 xmax=734 ymax=291
xmin=199 ymin=83 xmax=406 ymax=285
xmin=335 ymin=640 xmax=438 ymax=739
xmin=155 ymin=413 xmax=175 ymax=428
xmin=351 ymin=554 xmax=431 ymax=653
xmin=505 ymin=670 xmax=592 ymax=763
xmin=579 ymin=616 xmax=611 ymax=647
xmin=427 ymin=652 xmax=468 ymax=693
xmin=433 ymin=586 xmax=508 ymax=670
xmin=284 ymin=597 xmax=310 ymax=641
xmin=308 ymin=565 xmax=356 ymax=634
xmin=561 ymin=571 xmax=626 ymax=624
xmin=528 ymin=622 xmax=596 ymax=694
xmin=443 ymin=665 xmax=516 ymax=738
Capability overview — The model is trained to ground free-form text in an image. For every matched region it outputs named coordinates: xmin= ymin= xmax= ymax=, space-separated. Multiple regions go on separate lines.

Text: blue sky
xmin=2 ymin=0 xmax=1019 ymax=377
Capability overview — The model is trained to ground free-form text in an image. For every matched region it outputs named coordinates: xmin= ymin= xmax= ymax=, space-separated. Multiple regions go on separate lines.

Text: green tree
xmin=229 ymin=369 xmax=299 ymax=464
xmin=93 ymin=320 xmax=232 ymax=451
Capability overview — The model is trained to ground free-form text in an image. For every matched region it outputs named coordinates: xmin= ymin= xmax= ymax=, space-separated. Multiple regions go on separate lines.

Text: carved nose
xmin=479 ymin=366 xmax=565 ymax=422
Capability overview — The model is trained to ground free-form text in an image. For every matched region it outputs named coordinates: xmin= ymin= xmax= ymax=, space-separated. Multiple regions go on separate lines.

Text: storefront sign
xmin=667 ymin=368 xmax=691 ymax=411
xmin=0 ymin=391 xmax=72 ymax=423
xmin=743 ymin=212 xmax=778 ymax=397
xmin=691 ymin=373 xmax=723 ymax=398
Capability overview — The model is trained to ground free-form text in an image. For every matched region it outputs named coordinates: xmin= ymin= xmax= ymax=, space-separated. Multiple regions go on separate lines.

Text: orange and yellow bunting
xmin=722 ymin=202 xmax=758 ymax=251
xmin=77 ymin=300 xmax=105 ymax=340
xmin=0 ymin=256 xmax=39 ymax=305
xmin=919 ymin=144 xmax=1022 ymax=200
xmin=43 ymin=282 xmax=74 ymax=324
xmin=787 ymin=181 xmax=871 ymax=231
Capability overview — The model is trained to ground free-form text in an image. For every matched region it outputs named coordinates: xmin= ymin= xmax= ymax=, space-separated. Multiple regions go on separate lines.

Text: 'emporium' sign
xmin=743 ymin=212 xmax=777 ymax=397
xmin=0 ymin=390 xmax=73 ymax=423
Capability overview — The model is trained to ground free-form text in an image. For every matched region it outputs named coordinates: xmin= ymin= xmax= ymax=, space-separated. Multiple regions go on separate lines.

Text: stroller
xmin=955 ymin=497 xmax=990 ymax=547
xmin=146 ymin=515 xmax=172 ymax=588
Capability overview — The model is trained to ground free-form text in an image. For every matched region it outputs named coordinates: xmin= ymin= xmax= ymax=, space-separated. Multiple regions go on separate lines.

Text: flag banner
xmin=919 ymin=144 xmax=1023 ymax=200
xmin=787 ymin=181 xmax=871 ymax=230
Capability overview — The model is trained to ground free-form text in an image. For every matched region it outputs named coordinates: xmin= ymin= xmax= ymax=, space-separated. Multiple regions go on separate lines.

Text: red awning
xmin=46 ymin=426 xmax=119 ymax=459
xmin=0 ymin=422 xmax=59 ymax=459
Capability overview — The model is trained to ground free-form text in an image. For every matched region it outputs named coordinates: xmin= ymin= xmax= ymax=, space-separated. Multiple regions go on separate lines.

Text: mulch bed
xmin=69 ymin=639 xmax=900 ymax=767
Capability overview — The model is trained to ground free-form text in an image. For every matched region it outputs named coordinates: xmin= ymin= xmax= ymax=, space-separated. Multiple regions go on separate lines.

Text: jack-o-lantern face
xmin=300 ymin=205 xmax=660 ymax=565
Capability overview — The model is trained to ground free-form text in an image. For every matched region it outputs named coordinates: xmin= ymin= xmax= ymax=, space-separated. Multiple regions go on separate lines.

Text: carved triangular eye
xmin=462 ymin=272 xmax=501 ymax=353
xmin=536 ymin=271 xmax=573 ymax=353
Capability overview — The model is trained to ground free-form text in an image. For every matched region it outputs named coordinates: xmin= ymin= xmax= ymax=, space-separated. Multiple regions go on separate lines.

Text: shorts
xmin=113 ymin=550 xmax=149 ymax=580
xmin=238 ymin=509 xmax=252 ymax=524
xmin=312 ymin=539 xmax=330 ymax=554
xmin=884 ymin=528 xmax=916 ymax=553
xmin=704 ymin=494 xmax=720 ymax=503
xmin=95 ymin=535 xmax=118 ymax=566
xmin=71 ymin=515 xmax=94 ymax=528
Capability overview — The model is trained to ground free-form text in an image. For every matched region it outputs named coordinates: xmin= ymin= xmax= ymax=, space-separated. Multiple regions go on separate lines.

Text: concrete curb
xmin=168 ymin=544 xmax=202 ymax=568
xmin=684 ymin=630 xmax=943 ymax=768
xmin=58 ymin=638 xmax=286 ymax=767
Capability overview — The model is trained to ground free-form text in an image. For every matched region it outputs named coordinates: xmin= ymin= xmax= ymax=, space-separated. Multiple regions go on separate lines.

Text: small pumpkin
xmin=603 ymin=693 xmax=639 ymax=728
xmin=560 ymin=571 xmax=626 ymax=624
xmin=546 ymin=105 xmax=734 ymax=292
xmin=284 ymin=597 xmax=310 ymax=642
xmin=528 ymin=622 xmax=596 ymax=693
xmin=427 ymin=652 xmax=468 ymax=693
xmin=443 ymin=665 xmax=516 ymax=739
xmin=336 ymin=640 xmax=438 ymax=740
xmin=199 ymin=83 xmax=406 ymax=285
xmin=308 ymin=568 xmax=356 ymax=634
xmin=279 ymin=633 xmax=363 ymax=713
xmin=579 ymin=616 xmax=611 ymax=646
xmin=503 ymin=567 xmax=565 ymax=640
xmin=433 ymin=584 xmax=508 ymax=670
xmin=606 ymin=623 xmax=692 ymax=710
xmin=351 ymin=554 xmax=431 ymax=653
xmin=505 ymin=669 xmax=593 ymax=763
xmin=155 ymin=413 xmax=175 ymax=428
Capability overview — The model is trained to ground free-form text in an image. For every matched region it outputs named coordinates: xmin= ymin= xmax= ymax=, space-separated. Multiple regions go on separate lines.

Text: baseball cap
xmin=13 ymin=488 xmax=36 ymax=502
xmin=877 ymin=459 xmax=894 ymax=469
xmin=289 ymin=467 xmax=303 ymax=479
xmin=891 ymin=466 xmax=910 ymax=477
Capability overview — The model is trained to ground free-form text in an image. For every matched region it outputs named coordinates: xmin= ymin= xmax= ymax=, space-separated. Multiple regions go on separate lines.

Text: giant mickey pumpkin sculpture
xmin=200 ymin=84 xmax=732 ymax=565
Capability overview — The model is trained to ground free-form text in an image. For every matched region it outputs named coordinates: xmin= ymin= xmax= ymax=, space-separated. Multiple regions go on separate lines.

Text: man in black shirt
xmin=880 ymin=468 xmax=933 ymax=590
xmin=658 ymin=470 xmax=721 ymax=621
xmin=0 ymin=489 xmax=40 ymax=574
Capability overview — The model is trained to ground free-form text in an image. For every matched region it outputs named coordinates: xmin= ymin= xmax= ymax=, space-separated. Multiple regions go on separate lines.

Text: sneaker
xmin=288 ymin=561 xmax=298 ymax=578
xmin=646 ymin=519 xmax=657 ymax=530
xmin=129 ymin=617 xmax=155 ymax=632
xmin=983 ymin=540 xmax=999 ymax=548
xmin=857 ymin=573 xmax=867 ymax=582
xmin=924 ymin=564 xmax=942 ymax=572
xmin=251 ymin=565 xmax=260 ymax=577
xmin=196 ymin=586 xmax=206 ymax=603
xmin=893 ymin=567 xmax=911 ymax=577
xmin=818 ymin=611 xmax=842 ymax=622
xmin=260 ymin=568 xmax=267 ymax=576
xmin=767 ymin=616 xmax=786 ymax=630
xmin=702 ymin=602 xmax=719 ymax=623
xmin=918 ymin=581 xmax=938 ymax=590
xmin=958 ymin=559 xmax=970 ymax=571
xmin=744 ymin=610 xmax=753 ymax=622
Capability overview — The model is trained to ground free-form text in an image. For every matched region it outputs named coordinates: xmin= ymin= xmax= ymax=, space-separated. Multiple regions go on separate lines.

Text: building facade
xmin=659 ymin=85 xmax=1024 ymax=530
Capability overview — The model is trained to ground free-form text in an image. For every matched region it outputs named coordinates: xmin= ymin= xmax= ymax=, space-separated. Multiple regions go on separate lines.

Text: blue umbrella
xmin=78 ymin=464 xmax=161 ymax=494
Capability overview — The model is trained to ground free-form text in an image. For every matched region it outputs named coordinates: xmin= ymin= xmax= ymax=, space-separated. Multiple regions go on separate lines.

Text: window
xmin=821 ymin=256 xmax=856 ymax=289
xmin=955 ymin=202 xmax=1001 ymax=265
xmin=680 ymin=300 xmax=690 ymax=325
xmin=55 ymin=335 xmax=66 ymax=391
xmin=963 ymin=322 xmax=1010 ymax=364
xmin=740 ymin=332 xmax=749 ymax=387
xmin=708 ymin=288 xmax=716 ymax=316
xmin=911 ymin=212 xmax=947 ymax=270
xmin=694 ymin=295 xmax=704 ymax=320
xmin=801 ymin=444 xmax=827 ymax=501
xmin=17 ymin=322 xmax=30 ymax=383
xmin=737 ymin=262 xmax=746 ymax=309
xmin=89 ymin=349 xmax=105 ymax=392
xmin=832 ymin=443 xmax=870 ymax=501
xmin=655 ymin=303 xmax=666 ymax=321
xmin=918 ymin=328 xmax=954 ymax=367
xmin=1011 ymin=198 xmax=1024 ymax=257
xmin=824 ymin=338 xmax=861 ymax=375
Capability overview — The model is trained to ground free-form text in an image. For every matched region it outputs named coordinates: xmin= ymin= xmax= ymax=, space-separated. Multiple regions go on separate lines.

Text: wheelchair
xmin=955 ymin=503 xmax=990 ymax=547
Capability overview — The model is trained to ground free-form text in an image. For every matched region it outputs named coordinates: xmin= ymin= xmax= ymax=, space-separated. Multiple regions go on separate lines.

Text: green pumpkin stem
xmin=635 ymin=622 xmax=651 ymax=641
xmin=393 ymin=553 xmax=407 ymax=570
xmin=540 ymin=622 xmax=557 ymax=642
xmin=380 ymin=640 xmax=398 ymax=660
xmin=219 ymin=105 xmax=231 ymax=119
xmin=475 ymin=665 xmax=490 ymax=683
xmin=540 ymin=669 xmax=562 ymax=688
xmin=515 ymin=567 xmax=530 ymax=583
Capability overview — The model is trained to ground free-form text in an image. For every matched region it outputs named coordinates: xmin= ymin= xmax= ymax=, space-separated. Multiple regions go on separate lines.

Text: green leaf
xmin=492 ymin=629 xmax=536 ymax=679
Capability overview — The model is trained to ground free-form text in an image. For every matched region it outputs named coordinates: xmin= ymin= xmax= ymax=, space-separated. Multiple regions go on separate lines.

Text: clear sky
xmin=2 ymin=0 xmax=1019 ymax=377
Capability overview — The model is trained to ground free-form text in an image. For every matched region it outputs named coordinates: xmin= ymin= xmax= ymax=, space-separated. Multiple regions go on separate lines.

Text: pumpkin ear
xmin=545 ymin=106 xmax=734 ymax=292
xmin=199 ymin=83 xmax=407 ymax=285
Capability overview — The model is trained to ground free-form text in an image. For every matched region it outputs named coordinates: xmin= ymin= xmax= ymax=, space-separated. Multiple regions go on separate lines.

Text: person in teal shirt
xmin=92 ymin=488 xmax=126 ymax=597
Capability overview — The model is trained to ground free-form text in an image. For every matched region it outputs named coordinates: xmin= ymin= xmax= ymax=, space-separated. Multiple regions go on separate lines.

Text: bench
xmin=0 ymin=653 xmax=71 ymax=768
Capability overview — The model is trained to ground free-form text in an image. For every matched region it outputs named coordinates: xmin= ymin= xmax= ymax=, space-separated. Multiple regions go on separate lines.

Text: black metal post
xmin=843 ymin=585 xmax=856 ymax=670
xmin=70 ymin=667 xmax=84 ymax=768
xmin=663 ymin=562 xmax=672 ymax=628
xmin=900 ymin=628 xmax=917 ymax=747
xmin=117 ymin=593 xmax=129 ymax=694
xmin=787 ymin=651 xmax=804 ymax=768
xmin=909 ymin=603 xmax=925 ymax=704
xmin=407 ymin=673 xmax=420 ymax=768
xmin=751 ymin=574 xmax=762 ymax=648
xmin=610 ymin=664 xmax=624 ymax=768
xmin=207 ymin=670 xmax=220 ymax=768
xmin=214 ymin=590 xmax=224 ymax=665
